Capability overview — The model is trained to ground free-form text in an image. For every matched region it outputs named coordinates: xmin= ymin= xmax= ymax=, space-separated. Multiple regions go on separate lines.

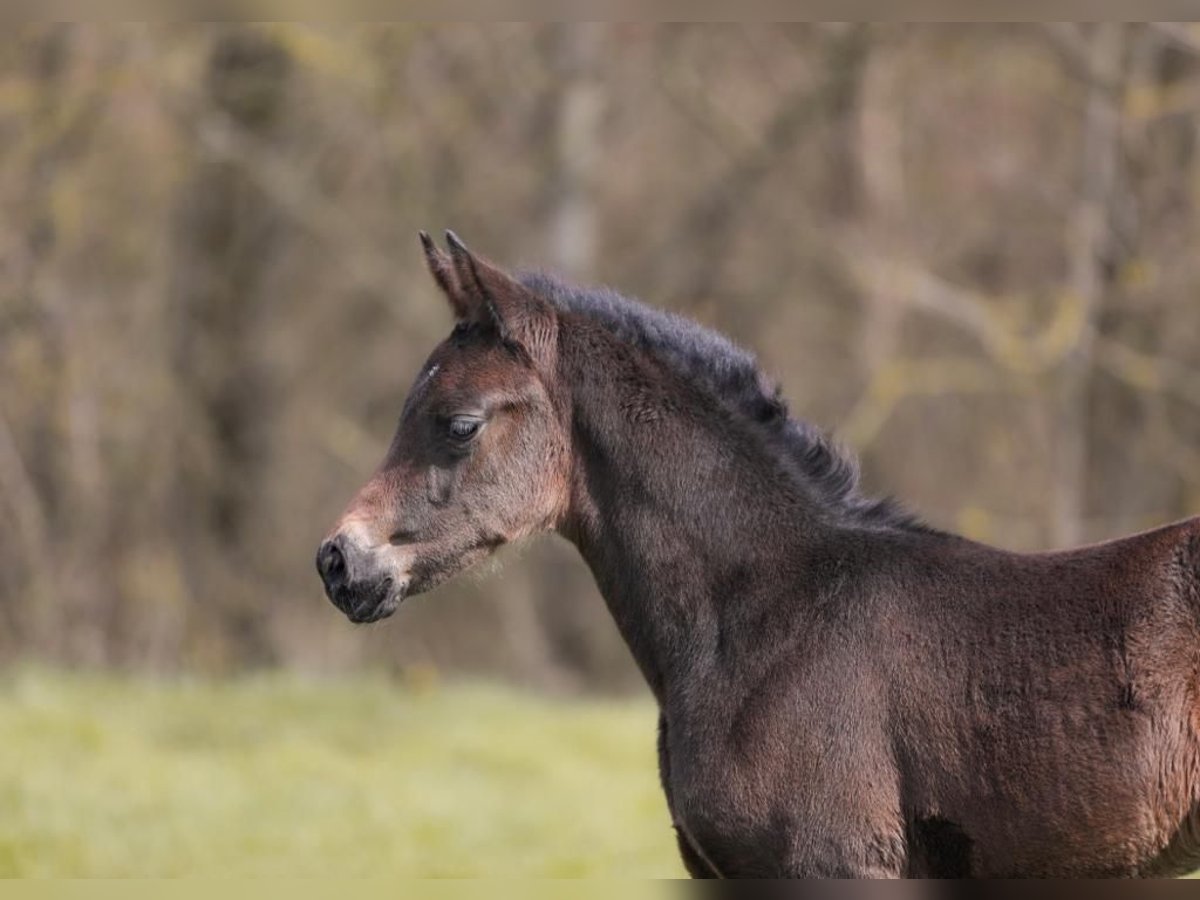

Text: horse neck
xmin=554 ymin=324 xmax=830 ymax=702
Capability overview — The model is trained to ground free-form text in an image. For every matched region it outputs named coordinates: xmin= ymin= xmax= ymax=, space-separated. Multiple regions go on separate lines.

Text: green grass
xmin=0 ymin=671 xmax=683 ymax=877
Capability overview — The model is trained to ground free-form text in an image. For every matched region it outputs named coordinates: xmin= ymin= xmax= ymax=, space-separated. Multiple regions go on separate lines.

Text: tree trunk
xmin=1050 ymin=24 xmax=1125 ymax=548
xmin=547 ymin=23 xmax=603 ymax=280
xmin=168 ymin=26 xmax=292 ymax=668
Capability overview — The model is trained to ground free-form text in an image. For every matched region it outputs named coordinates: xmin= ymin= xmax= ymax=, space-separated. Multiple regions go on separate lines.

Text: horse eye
xmin=448 ymin=416 xmax=483 ymax=441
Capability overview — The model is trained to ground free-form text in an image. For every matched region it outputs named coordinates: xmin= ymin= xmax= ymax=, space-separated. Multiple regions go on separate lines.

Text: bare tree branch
xmin=840 ymin=356 xmax=1008 ymax=448
xmin=1094 ymin=337 xmax=1200 ymax=411
xmin=843 ymin=250 xmax=1088 ymax=375
xmin=1149 ymin=22 xmax=1200 ymax=56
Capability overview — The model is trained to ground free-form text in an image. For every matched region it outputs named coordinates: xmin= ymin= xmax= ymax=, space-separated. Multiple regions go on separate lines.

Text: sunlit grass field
xmin=0 ymin=671 xmax=682 ymax=877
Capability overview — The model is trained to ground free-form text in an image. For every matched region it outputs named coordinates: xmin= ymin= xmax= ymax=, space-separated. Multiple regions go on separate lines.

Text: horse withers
xmin=316 ymin=232 xmax=1200 ymax=878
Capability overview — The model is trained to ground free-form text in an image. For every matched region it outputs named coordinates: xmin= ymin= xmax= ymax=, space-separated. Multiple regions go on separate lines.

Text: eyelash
xmin=447 ymin=416 xmax=483 ymax=442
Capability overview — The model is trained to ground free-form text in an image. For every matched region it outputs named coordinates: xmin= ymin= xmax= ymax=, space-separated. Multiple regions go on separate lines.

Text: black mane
xmin=518 ymin=271 xmax=927 ymax=532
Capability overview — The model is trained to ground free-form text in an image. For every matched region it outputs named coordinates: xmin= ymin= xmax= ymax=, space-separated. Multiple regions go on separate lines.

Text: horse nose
xmin=316 ymin=536 xmax=349 ymax=593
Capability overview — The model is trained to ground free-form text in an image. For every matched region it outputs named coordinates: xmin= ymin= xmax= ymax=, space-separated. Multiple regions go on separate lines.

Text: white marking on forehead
xmin=405 ymin=362 xmax=440 ymax=411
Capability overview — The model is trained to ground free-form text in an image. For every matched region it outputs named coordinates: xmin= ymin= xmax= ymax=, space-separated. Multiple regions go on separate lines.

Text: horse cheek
xmin=426 ymin=465 xmax=456 ymax=507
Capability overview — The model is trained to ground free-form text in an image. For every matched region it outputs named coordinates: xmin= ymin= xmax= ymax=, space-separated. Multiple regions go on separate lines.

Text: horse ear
xmin=442 ymin=231 xmax=557 ymax=367
xmin=419 ymin=230 xmax=472 ymax=319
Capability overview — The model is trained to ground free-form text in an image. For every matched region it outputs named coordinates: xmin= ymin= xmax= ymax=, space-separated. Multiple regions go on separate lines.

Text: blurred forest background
xmin=3 ymin=22 xmax=1200 ymax=690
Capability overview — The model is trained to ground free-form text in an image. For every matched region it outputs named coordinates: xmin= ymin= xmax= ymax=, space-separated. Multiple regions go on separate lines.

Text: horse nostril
xmin=316 ymin=538 xmax=348 ymax=590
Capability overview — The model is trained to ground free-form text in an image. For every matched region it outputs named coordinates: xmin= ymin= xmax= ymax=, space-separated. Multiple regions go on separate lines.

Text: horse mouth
xmin=341 ymin=577 xmax=406 ymax=624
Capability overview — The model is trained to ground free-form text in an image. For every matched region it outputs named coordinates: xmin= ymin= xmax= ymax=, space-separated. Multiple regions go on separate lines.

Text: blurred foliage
xmin=0 ymin=670 xmax=679 ymax=876
xmin=0 ymin=24 xmax=1199 ymax=683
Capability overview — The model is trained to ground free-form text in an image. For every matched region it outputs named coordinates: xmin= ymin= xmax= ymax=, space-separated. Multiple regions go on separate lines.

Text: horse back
xmin=883 ymin=516 xmax=1200 ymax=876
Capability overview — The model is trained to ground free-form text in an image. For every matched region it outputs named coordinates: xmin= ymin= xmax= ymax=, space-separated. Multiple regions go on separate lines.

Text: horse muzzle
xmin=316 ymin=534 xmax=408 ymax=624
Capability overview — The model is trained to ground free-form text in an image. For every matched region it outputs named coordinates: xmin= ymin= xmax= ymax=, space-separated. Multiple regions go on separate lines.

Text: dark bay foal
xmin=316 ymin=233 xmax=1200 ymax=878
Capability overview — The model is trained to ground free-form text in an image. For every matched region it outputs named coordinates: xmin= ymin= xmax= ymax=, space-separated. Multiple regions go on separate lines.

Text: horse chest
xmin=659 ymin=692 xmax=909 ymax=877
xmin=661 ymin=719 xmax=799 ymax=876
xmin=670 ymin=775 xmax=784 ymax=877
